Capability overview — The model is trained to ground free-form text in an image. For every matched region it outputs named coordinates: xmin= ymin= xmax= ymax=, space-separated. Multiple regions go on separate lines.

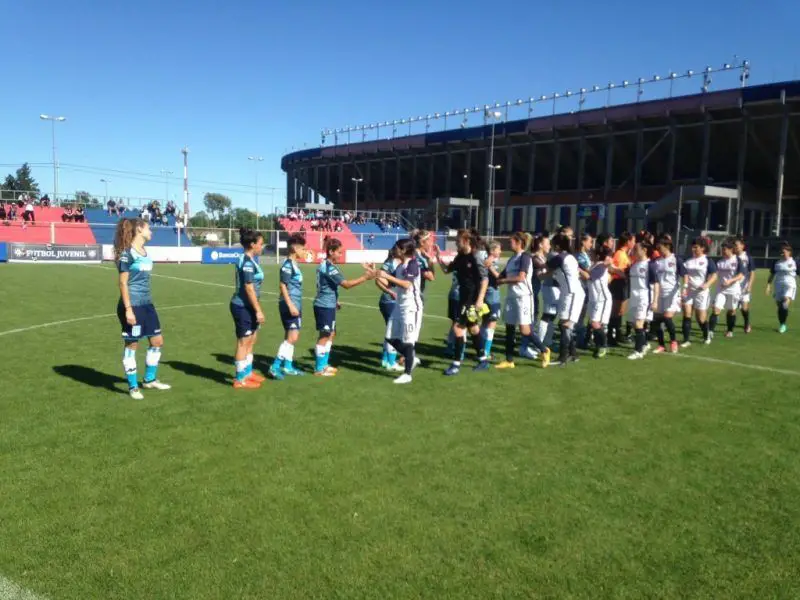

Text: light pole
xmin=351 ymin=177 xmax=363 ymax=215
xmin=248 ymin=156 xmax=264 ymax=229
xmin=39 ymin=114 xmax=66 ymax=202
xmin=160 ymin=169 xmax=173 ymax=207
xmin=100 ymin=178 xmax=110 ymax=203
xmin=485 ymin=110 xmax=502 ymax=238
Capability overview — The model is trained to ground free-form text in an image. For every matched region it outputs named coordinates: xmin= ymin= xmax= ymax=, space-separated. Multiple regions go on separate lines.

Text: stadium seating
xmin=0 ymin=207 xmax=96 ymax=244
xmin=278 ymin=218 xmax=362 ymax=253
xmin=85 ymin=209 xmax=192 ymax=246
xmin=348 ymin=222 xmax=409 ymax=250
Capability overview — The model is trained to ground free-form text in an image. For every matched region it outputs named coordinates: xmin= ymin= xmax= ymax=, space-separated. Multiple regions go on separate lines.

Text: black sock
xmin=389 ymin=338 xmax=403 ymax=354
xmin=700 ymin=320 xmax=709 ymax=340
xmin=598 ymin=329 xmax=607 ymax=348
xmin=593 ymin=328 xmax=603 ymax=347
xmin=609 ymin=315 xmax=621 ymax=342
xmin=778 ymin=303 xmax=788 ymax=325
xmin=726 ymin=313 xmax=736 ymax=333
xmin=568 ymin=330 xmax=577 ymax=357
xmin=454 ymin=335 xmax=465 ymax=363
xmin=635 ymin=328 xmax=646 ymax=353
xmin=665 ymin=317 xmax=676 ymax=342
xmin=625 ymin=322 xmax=633 ymax=337
xmin=655 ymin=316 xmax=665 ymax=346
xmin=505 ymin=325 xmax=516 ymax=362
xmin=559 ymin=325 xmax=572 ymax=362
xmin=709 ymin=313 xmax=718 ymax=333
xmin=742 ymin=309 xmax=750 ymax=328
xmin=682 ymin=317 xmax=692 ymax=342
xmin=525 ymin=331 xmax=546 ymax=353
xmin=471 ymin=332 xmax=484 ymax=360
xmin=403 ymin=343 xmax=415 ymax=375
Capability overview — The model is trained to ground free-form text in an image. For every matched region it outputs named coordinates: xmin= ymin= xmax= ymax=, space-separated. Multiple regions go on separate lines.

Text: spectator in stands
xmin=62 ymin=206 xmax=74 ymax=222
xmin=117 ymin=201 xmax=126 ymax=214
xmin=0 ymin=203 xmax=7 ymax=224
xmin=74 ymin=205 xmax=86 ymax=223
xmin=165 ymin=200 xmax=176 ymax=216
xmin=140 ymin=207 xmax=151 ymax=223
xmin=108 ymin=199 xmax=119 ymax=216
xmin=40 ymin=194 xmax=51 ymax=207
xmin=22 ymin=199 xmax=35 ymax=223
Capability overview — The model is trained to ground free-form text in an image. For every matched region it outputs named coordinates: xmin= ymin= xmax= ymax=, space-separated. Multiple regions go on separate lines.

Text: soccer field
xmin=1 ymin=262 xmax=799 ymax=599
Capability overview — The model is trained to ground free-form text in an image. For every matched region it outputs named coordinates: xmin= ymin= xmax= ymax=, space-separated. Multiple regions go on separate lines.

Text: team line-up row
xmin=109 ymin=217 xmax=798 ymax=397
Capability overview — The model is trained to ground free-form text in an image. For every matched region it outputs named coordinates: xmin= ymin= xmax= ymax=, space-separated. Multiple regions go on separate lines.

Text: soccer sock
xmin=471 ymin=332 xmax=484 ymax=360
xmin=446 ymin=329 xmax=456 ymax=353
xmin=700 ymin=320 xmax=709 ymax=341
xmin=635 ymin=328 xmax=646 ymax=353
xmin=568 ymin=328 xmax=577 ymax=358
xmin=592 ymin=328 xmax=603 ymax=348
xmin=709 ymin=313 xmax=719 ymax=333
xmin=244 ymin=352 xmax=253 ymax=377
xmin=726 ymin=313 xmax=736 ymax=333
xmin=625 ymin=321 xmax=633 ymax=338
xmin=122 ymin=347 xmax=138 ymax=390
xmin=324 ymin=341 xmax=333 ymax=368
xmin=543 ymin=317 xmax=556 ymax=348
xmin=742 ymin=309 xmax=750 ymax=328
xmin=665 ymin=318 xmax=677 ymax=343
xmin=315 ymin=344 xmax=327 ymax=372
xmin=144 ymin=347 xmax=162 ymax=383
xmin=504 ymin=325 xmax=516 ymax=361
xmin=460 ymin=333 xmax=467 ymax=361
xmin=778 ymin=303 xmax=788 ymax=325
xmin=234 ymin=358 xmax=249 ymax=382
xmin=403 ymin=343 xmax=415 ymax=376
xmin=655 ymin=316 xmax=665 ymax=346
xmin=453 ymin=335 xmax=465 ymax=366
xmin=537 ymin=319 xmax=549 ymax=347
xmin=385 ymin=340 xmax=398 ymax=365
xmin=682 ymin=317 xmax=692 ymax=342
xmin=524 ymin=331 xmax=547 ymax=353
xmin=558 ymin=325 xmax=572 ymax=362
xmin=483 ymin=328 xmax=495 ymax=357
xmin=598 ymin=328 xmax=608 ymax=348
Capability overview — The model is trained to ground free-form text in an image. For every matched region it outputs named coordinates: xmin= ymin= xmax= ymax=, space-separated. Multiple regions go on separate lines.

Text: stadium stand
xmin=0 ymin=207 xmax=96 ymax=244
xmin=348 ymin=222 xmax=409 ymax=250
xmin=278 ymin=218 xmax=362 ymax=253
xmin=85 ymin=209 xmax=192 ymax=246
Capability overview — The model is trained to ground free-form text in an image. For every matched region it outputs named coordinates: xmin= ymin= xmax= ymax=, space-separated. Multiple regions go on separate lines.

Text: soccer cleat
xmin=643 ymin=344 xmax=651 ymax=355
xmin=779 ymin=324 xmax=787 ymax=334
xmin=568 ymin=356 xmax=580 ymax=364
xmin=248 ymin=372 xmax=267 ymax=383
xmin=724 ymin=331 xmax=733 ymax=339
xmin=595 ymin=347 xmax=608 ymax=359
xmin=443 ymin=364 xmax=461 ymax=376
xmin=314 ymin=366 xmax=337 ymax=377
xmin=680 ymin=341 xmax=692 ymax=348
xmin=142 ymin=380 xmax=171 ymax=390
xmin=393 ymin=373 xmax=413 ymax=384
xmin=744 ymin=324 xmax=752 ymax=334
xmin=704 ymin=337 xmax=712 ymax=345
xmin=473 ymin=360 xmax=490 ymax=372
xmin=380 ymin=360 xmax=389 ymax=369
xmin=495 ymin=360 xmax=516 ymax=369
xmin=268 ymin=365 xmax=285 ymax=381
xmin=653 ymin=346 xmax=666 ymax=354
xmin=541 ymin=347 xmax=551 ymax=368
xmin=233 ymin=378 xmax=261 ymax=389
xmin=129 ymin=388 xmax=144 ymax=400
xmin=669 ymin=341 xmax=679 ymax=353
xmin=411 ymin=357 xmax=422 ymax=370
xmin=282 ymin=365 xmax=305 ymax=376
xmin=387 ymin=363 xmax=404 ymax=372
xmin=627 ymin=351 xmax=644 ymax=360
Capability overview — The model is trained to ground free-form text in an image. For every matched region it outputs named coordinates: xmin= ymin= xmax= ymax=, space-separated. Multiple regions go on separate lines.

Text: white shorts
xmin=558 ymin=290 xmax=585 ymax=323
xmin=386 ymin=309 xmax=422 ymax=344
xmin=739 ymin=291 xmax=752 ymax=305
xmin=541 ymin=285 xmax=561 ymax=316
xmin=657 ymin=289 xmax=681 ymax=314
xmin=683 ymin=287 xmax=710 ymax=311
xmin=774 ymin=283 xmax=797 ymax=302
xmin=714 ymin=292 xmax=741 ymax=312
xmin=628 ymin=292 xmax=650 ymax=323
xmin=504 ymin=294 xmax=534 ymax=326
xmin=588 ymin=294 xmax=613 ymax=326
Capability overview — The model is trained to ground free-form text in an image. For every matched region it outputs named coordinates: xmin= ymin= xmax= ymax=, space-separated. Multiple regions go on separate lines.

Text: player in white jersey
xmin=766 ymin=242 xmax=797 ymax=334
xmin=627 ymin=242 xmax=656 ymax=359
xmin=376 ymin=238 xmax=423 ymax=384
xmin=710 ymin=241 xmax=745 ymax=338
xmin=680 ymin=237 xmax=717 ymax=347
xmin=651 ymin=237 xmax=685 ymax=354
xmin=734 ymin=237 xmax=755 ymax=333
xmin=496 ymin=232 xmax=550 ymax=369
xmin=549 ymin=233 xmax=585 ymax=366
xmin=587 ymin=246 xmax=613 ymax=358
xmin=533 ymin=235 xmax=559 ymax=349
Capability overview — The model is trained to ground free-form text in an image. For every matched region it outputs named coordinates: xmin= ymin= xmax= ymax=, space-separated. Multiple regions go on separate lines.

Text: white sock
xmin=278 ymin=342 xmax=292 ymax=360
xmin=285 ymin=342 xmax=295 ymax=361
xmin=315 ymin=344 xmax=327 ymax=357
xmin=246 ymin=353 xmax=254 ymax=367
xmin=485 ymin=329 xmax=495 ymax=342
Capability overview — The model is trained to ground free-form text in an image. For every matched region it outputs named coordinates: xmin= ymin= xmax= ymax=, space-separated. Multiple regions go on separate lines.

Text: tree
xmin=188 ymin=211 xmax=211 ymax=227
xmin=0 ymin=175 xmax=15 ymax=202
xmin=203 ymin=193 xmax=232 ymax=222
xmin=75 ymin=191 xmax=92 ymax=206
xmin=14 ymin=163 xmax=39 ymax=198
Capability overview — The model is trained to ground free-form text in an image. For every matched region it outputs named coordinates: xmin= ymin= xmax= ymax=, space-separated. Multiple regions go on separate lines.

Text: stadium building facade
xmin=282 ymin=80 xmax=800 ymax=238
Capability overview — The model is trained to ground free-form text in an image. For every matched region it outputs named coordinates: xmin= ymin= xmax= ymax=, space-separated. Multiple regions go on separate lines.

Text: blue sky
xmin=2 ymin=0 xmax=798 ymax=215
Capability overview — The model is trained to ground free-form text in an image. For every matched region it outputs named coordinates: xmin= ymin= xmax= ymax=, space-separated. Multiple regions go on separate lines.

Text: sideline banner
xmin=0 ymin=243 xmax=6 ymax=262
xmin=201 ymin=247 xmax=245 ymax=264
xmin=8 ymin=243 xmax=101 ymax=264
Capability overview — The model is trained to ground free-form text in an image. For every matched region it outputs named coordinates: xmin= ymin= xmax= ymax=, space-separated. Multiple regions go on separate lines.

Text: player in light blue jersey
xmin=481 ymin=241 xmax=503 ymax=359
xmin=270 ymin=234 xmax=307 ymax=379
xmin=376 ymin=242 xmax=403 ymax=371
xmin=230 ymin=228 xmax=266 ymax=389
xmin=114 ymin=218 xmax=170 ymax=400
xmin=312 ymin=237 xmax=376 ymax=376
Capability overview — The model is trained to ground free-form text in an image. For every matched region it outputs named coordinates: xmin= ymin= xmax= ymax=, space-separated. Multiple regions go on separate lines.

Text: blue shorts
xmin=118 ymin=302 xmax=162 ymax=341
xmin=279 ymin=303 xmax=302 ymax=331
xmin=379 ymin=300 xmax=396 ymax=324
xmin=314 ymin=305 xmax=337 ymax=333
xmin=230 ymin=302 xmax=260 ymax=339
xmin=448 ymin=297 xmax=460 ymax=322
xmin=483 ymin=302 xmax=502 ymax=324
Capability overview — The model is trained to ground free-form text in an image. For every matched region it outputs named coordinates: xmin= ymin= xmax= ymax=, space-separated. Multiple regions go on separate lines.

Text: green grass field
xmin=1 ymin=262 xmax=799 ymax=599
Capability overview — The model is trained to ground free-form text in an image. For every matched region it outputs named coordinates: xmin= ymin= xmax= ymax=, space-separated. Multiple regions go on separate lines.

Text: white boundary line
xmin=0 ymin=575 xmax=48 ymax=600
xmin=5 ymin=264 xmax=799 ymax=377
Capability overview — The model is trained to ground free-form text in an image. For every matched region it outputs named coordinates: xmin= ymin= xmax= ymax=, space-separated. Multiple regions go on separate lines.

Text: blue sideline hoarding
xmin=0 ymin=242 xmax=6 ymax=262
xmin=201 ymin=247 xmax=244 ymax=264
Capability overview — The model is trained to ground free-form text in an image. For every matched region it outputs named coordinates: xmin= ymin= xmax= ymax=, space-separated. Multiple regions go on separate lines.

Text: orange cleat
xmin=247 ymin=372 xmax=267 ymax=384
xmin=233 ymin=378 xmax=261 ymax=389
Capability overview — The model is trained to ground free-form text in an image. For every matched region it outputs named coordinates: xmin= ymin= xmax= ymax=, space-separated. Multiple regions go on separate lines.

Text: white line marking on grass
xmin=0 ymin=303 xmax=223 ymax=338
xmin=663 ymin=352 xmax=800 ymax=377
xmin=0 ymin=574 xmax=49 ymax=600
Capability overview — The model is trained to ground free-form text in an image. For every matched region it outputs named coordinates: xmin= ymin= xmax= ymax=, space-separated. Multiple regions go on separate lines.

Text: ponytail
xmin=113 ymin=218 xmax=144 ymax=262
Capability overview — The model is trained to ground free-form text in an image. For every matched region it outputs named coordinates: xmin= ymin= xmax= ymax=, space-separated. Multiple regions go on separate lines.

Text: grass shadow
xmin=163 ymin=360 xmax=230 ymax=385
xmin=52 ymin=365 xmax=127 ymax=394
